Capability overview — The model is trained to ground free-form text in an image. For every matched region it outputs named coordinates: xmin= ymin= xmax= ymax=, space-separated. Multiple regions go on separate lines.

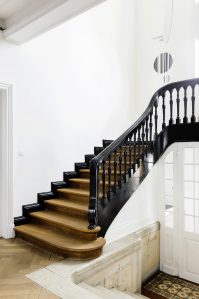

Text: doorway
xmin=159 ymin=142 xmax=199 ymax=284
xmin=0 ymin=82 xmax=13 ymax=239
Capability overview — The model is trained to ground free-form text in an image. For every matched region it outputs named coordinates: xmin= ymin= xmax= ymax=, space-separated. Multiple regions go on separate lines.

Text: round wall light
xmin=154 ymin=53 xmax=173 ymax=74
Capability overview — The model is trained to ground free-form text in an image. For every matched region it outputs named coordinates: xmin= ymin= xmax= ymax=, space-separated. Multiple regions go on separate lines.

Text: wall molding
xmin=3 ymin=0 xmax=106 ymax=45
xmin=0 ymin=82 xmax=13 ymax=239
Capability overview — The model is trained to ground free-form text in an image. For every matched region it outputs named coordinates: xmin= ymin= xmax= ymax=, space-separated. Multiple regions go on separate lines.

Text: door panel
xmin=178 ymin=143 xmax=199 ymax=284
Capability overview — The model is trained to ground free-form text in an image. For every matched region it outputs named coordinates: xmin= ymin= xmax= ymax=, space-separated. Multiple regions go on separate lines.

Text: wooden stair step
xmin=69 ymin=178 xmax=109 ymax=186
xmin=69 ymin=178 xmax=110 ymax=192
xmin=30 ymin=210 xmax=99 ymax=241
xmin=57 ymin=188 xmax=103 ymax=202
xmin=44 ymin=199 xmax=88 ymax=219
xmin=14 ymin=223 xmax=106 ymax=260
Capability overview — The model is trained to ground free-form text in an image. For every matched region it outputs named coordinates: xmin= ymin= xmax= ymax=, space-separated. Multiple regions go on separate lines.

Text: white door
xmin=159 ymin=143 xmax=179 ymax=276
xmin=178 ymin=143 xmax=199 ymax=284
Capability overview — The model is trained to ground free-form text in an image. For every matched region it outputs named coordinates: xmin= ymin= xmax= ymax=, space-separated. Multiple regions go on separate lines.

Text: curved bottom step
xmin=14 ymin=223 xmax=106 ymax=260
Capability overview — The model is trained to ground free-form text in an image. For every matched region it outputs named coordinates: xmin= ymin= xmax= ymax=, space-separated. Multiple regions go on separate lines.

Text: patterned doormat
xmin=143 ymin=272 xmax=199 ymax=299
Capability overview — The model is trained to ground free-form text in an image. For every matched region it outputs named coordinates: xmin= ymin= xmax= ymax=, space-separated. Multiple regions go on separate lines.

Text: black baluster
xmin=137 ymin=126 xmax=141 ymax=166
xmin=123 ymin=140 xmax=129 ymax=183
xmin=154 ymin=98 xmax=159 ymax=142
xmin=88 ymin=163 xmax=103 ymax=229
xmin=128 ymin=134 xmax=133 ymax=177
xmin=101 ymin=160 xmax=108 ymax=207
xmin=118 ymin=144 xmax=124 ymax=188
xmin=107 ymin=154 xmax=114 ymax=200
xmin=183 ymin=87 xmax=188 ymax=124
xmin=112 ymin=149 xmax=119 ymax=194
xmin=169 ymin=89 xmax=174 ymax=126
xmin=141 ymin=122 xmax=145 ymax=160
xmin=133 ymin=130 xmax=137 ymax=172
xmin=145 ymin=116 xmax=149 ymax=155
xmin=162 ymin=93 xmax=166 ymax=129
xmin=191 ymin=85 xmax=196 ymax=124
xmin=176 ymin=88 xmax=181 ymax=125
xmin=149 ymin=110 xmax=153 ymax=150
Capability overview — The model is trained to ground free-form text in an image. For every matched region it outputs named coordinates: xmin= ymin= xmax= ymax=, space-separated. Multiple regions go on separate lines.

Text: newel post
xmin=88 ymin=160 xmax=103 ymax=230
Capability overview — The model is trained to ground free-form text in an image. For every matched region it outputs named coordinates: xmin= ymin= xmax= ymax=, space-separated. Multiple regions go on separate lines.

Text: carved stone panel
xmin=104 ymin=262 xmax=133 ymax=292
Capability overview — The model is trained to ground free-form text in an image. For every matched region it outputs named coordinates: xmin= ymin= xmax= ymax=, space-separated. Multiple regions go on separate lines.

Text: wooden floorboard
xmin=0 ymin=237 xmax=63 ymax=298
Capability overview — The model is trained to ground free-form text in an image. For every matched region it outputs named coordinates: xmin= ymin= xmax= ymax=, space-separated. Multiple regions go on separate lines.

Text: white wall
xmin=105 ymin=0 xmax=197 ymax=245
xmin=105 ymin=162 xmax=158 ymax=244
xmin=134 ymin=0 xmax=196 ymax=130
xmin=0 ymin=0 xmax=136 ymax=217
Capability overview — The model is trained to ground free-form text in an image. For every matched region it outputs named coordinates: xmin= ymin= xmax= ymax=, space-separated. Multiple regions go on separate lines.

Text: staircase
xmin=14 ymin=77 xmax=199 ymax=260
xmin=14 ymin=144 xmax=140 ymax=260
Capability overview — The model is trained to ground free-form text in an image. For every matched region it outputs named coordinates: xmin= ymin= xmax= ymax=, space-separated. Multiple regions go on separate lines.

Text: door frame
xmin=0 ymin=82 xmax=13 ymax=239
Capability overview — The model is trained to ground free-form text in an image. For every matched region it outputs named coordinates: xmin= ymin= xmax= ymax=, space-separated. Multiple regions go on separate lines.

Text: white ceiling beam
xmin=3 ymin=0 xmax=106 ymax=45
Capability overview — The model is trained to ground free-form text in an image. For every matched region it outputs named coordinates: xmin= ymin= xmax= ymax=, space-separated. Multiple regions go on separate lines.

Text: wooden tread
xmin=45 ymin=198 xmax=88 ymax=218
xmin=57 ymin=188 xmax=103 ymax=202
xmin=14 ymin=223 xmax=106 ymax=260
xmin=30 ymin=210 xmax=99 ymax=233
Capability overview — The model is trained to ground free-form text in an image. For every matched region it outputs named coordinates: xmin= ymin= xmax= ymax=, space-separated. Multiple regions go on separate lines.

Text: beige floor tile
xmin=28 ymin=289 xmax=41 ymax=299
xmin=0 ymin=296 xmax=17 ymax=299
xmin=17 ymin=295 xmax=29 ymax=299
xmin=0 ymin=238 xmax=62 ymax=299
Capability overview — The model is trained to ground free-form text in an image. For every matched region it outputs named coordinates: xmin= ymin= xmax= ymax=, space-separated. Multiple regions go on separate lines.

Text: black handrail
xmin=88 ymin=77 xmax=199 ymax=229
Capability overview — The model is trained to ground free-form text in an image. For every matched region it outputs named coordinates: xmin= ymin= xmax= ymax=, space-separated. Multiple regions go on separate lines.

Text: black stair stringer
xmin=63 ymin=171 xmax=78 ymax=185
xmin=103 ymin=140 xmax=114 ymax=148
xmin=14 ymin=191 xmax=56 ymax=227
xmin=51 ymin=181 xmax=69 ymax=197
xmin=75 ymin=163 xmax=88 ymax=177
xmin=94 ymin=147 xmax=104 ymax=155
xmin=85 ymin=155 xmax=96 ymax=168
xmin=14 ymin=141 xmax=106 ymax=229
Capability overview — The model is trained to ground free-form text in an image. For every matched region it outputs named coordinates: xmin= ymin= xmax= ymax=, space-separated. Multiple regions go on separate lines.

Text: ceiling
xmin=0 ymin=0 xmax=34 ymax=20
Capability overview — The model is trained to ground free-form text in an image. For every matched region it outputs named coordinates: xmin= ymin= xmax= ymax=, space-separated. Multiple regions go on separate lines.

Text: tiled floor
xmin=0 ymin=237 xmax=64 ymax=298
xmin=143 ymin=272 xmax=199 ymax=299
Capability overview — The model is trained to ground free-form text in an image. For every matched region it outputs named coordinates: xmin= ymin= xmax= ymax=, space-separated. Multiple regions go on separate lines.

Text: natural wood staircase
xmin=14 ymin=144 xmax=140 ymax=260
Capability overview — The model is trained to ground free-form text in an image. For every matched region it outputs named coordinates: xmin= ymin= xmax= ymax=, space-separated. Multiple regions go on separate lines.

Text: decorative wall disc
xmin=154 ymin=53 xmax=173 ymax=74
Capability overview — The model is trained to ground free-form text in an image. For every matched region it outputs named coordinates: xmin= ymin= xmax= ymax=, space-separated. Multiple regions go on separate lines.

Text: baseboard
xmin=142 ymin=263 xmax=160 ymax=285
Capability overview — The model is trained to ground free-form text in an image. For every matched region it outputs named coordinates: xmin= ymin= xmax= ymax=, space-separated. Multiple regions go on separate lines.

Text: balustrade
xmin=88 ymin=78 xmax=199 ymax=230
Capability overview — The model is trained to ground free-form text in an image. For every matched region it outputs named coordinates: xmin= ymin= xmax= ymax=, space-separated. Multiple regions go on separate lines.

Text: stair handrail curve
xmin=88 ymin=77 xmax=199 ymax=230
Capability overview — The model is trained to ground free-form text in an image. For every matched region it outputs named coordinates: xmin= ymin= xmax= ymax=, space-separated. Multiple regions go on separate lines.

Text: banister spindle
xmin=183 ymin=87 xmax=188 ymax=124
xmin=145 ymin=116 xmax=149 ymax=155
xmin=101 ymin=160 xmax=107 ymax=207
xmin=123 ymin=140 xmax=129 ymax=183
xmin=118 ymin=144 xmax=124 ymax=188
xmin=176 ymin=88 xmax=181 ymax=124
xmin=137 ymin=126 xmax=141 ymax=166
xmin=141 ymin=122 xmax=145 ymax=160
xmin=128 ymin=134 xmax=133 ymax=177
xmin=107 ymin=154 xmax=113 ymax=201
xmin=149 ymin=110 xmax=153 ymax=150
xmin=113 ymin=149 xmax=119 ymax=194
xmin=191 ymin=85 xmax=196 ymax=124
xmin=133 ymin=130 xmax=137 ymax=172
xmin=169 ymin=89 xmax=174 ymax=126
xmin=154 ymin=99 xmax=159 ymax=142
xmin=88 ymin=163 xmax=103 ymax=229
xmin=162 ymin=93 xmax=166 ymax=129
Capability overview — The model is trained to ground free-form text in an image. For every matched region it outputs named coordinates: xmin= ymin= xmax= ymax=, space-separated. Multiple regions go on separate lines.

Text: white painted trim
xmin=0 ymin=82 xmax=13 ymax=239
xmin=3 ymin=0 xmax=107 ymax=45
